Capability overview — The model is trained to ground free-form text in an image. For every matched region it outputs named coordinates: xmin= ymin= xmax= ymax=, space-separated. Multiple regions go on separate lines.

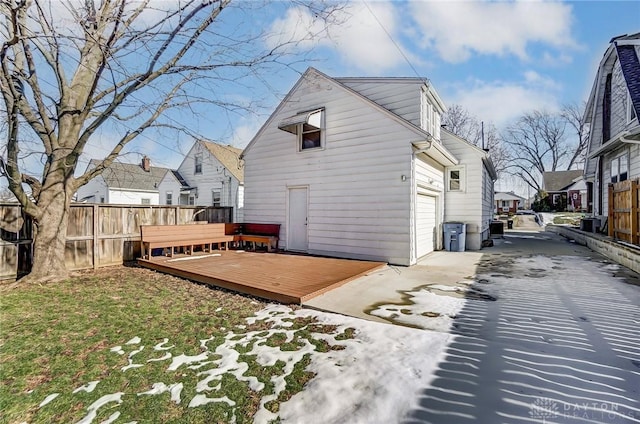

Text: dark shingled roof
xmin=615 ymin=38 xmax=640 ymax=120
xmin=543 ymin=170 xmax=583 ymax=192
xmin=90 ymin=159 xmax=170 ymax=191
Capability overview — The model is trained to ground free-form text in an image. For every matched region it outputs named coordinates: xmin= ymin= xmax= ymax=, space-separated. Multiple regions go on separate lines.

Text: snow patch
xmin=138 ymin=382 xmax=183 ymax=404
xmin=109 ymin=346 xmax=124 ymax=355
xmin=76 ymin=393 xmax=124 ymax=424
xmin=72 ymin=381 xmax=99 ymax=394
xmin=153 ymin=339 xmax=174 ymax=351
xmin=125 ymin=337 xmax=141 ymax=345
xmin=369 ymin=290 xmax=466 ymax=332
xmin=188 ymin=394 xmax=235 ymax=408
xmin=39 ymin=393 xmax=59 ymax=407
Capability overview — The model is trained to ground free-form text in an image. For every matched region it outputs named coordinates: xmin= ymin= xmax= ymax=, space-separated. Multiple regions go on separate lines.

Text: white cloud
xmin=227 ymin=115 xmax=267 ymax=149
xmin=410 ymin=1 xmax=577 ymax=63
xmin=447 ymin=73 xmax=562 ymax=128
xmin=267 ymin=2 xmax=419 ymax=73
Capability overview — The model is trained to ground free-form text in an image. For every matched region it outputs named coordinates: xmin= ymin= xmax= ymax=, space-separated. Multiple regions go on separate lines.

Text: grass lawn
xmin=551 ymin=212 xmax=585 ymax=226
xmin=0 ymin=266 xmax=352 ymax=423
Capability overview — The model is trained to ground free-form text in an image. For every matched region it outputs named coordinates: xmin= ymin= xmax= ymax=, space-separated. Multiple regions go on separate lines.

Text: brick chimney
xmin=141 ymin=156 xmax=150 ymax=172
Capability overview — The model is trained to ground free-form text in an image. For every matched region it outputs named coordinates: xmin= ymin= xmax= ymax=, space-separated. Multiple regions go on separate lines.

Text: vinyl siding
xmin=177 ymin=142 xmax=243 ymax=218
xmin=441 ymin=132 xmax=491 ymax=250
xmin=338 ymin=80 xmax=422 ymax=128
xmin=244 ymin=72 xmax=416 ymax=265
xmin=108 ymin=189 xmax=159 ymax=205
xmin=76 ymin=175 xmax=108 ymax=203
xmin=611 ymin=59 xmax=629 ymax=137
xmin=157 ymin=173 xmax=183 ymax=206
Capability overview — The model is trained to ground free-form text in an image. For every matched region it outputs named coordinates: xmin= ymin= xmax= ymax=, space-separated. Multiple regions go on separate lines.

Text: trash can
xmin=507 ymin=219 xmax=513 ymax=229
xmin=443 ymin=222 xmax=466 ymax=252
xmin=490 ymin=220 xmax=504 ymax=238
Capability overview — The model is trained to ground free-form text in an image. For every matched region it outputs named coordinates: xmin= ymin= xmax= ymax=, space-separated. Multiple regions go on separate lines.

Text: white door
xmin=416 ymin=193 xmax=437 ymax=258
xmin=288 ymin=187 xmax=308 ymax=251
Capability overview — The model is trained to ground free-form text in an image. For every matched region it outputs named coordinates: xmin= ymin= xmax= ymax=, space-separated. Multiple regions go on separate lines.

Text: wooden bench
xmin=140 ymin=223 xmax=235 ymax=258
xmin=225 ymin=223 xmax=281 ymax=252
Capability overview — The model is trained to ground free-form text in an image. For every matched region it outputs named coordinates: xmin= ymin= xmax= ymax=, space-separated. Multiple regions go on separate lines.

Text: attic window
xmin=278 ymin=108 xmax=324 ymax=151
xmin=278 ymin=109 xmax=323 ymax=134
xmin=195 ymin=154 xmax=203 ymax=174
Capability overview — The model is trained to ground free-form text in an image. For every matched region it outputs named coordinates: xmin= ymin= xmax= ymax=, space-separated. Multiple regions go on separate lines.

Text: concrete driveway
xmin=304 ymin=229 xmax=640 ymax=423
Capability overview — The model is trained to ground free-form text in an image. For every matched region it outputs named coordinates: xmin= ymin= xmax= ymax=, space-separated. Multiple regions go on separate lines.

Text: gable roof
xmin=242 ymin=67 xmax=457 ymax=166
xmin=441 ymin=128 xmax=498 ymax=181
xmin=200 ymin=140 xmax=244 ymax=182
xmin=89 ymin=159 xmax=170 ymax=191
xmin=584 ymin=33 xmax=640 ymax=179
xmin=543 ymin=170 xmax=583 ymax=192
xmin=494 ymin=191 xmax=524 ymax=202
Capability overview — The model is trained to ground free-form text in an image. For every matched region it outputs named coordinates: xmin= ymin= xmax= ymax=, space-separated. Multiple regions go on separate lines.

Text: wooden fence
xmin=608 ymin=179 xmax=640 ymax=244
xmin=0 ymin=203 xmax=232 ymax=280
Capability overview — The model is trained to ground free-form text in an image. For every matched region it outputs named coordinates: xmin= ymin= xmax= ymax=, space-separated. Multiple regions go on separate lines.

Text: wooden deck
xmin=138 ymin=251 xmax=386 ymax=303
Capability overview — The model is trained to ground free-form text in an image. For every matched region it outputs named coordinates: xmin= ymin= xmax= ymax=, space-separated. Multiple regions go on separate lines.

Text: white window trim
xmin=166 ymin=191 xmax=173 ymax=205
xmin=212 ymin=189 xmax=221 ymax=207
xmin=447 ymin=166 xmax=465 ymax=192
xmin=194 ymin=153 xmax=203 ymax=174
xmin=298 ymin=124 xmax=324 ymax=152
xmin=610 ymin=151 xmax=629 ymax=183
xmin=628 ymin=91 xmax=638 ymax=124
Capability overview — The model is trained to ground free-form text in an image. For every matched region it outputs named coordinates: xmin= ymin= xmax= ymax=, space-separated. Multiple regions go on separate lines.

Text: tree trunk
xmin=21 ymin=189 xmax=72 ymax=283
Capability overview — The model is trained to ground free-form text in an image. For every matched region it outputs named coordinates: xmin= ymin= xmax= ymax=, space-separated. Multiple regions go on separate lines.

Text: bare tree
xmin=502 ymin=110 xmax=572 ymax=192
xmin=442 ymin=104 xmax=509 ymax=175
xmin=560 ymin=102 xmax=590 ymax=170
xmin=0 ymin=0 xmax=343 ymax=283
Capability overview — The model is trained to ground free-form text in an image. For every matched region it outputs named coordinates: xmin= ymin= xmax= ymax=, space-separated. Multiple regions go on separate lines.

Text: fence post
xmin=633 ymin=180 xmax=639 ymax=244
xmin=175 ymin=206 xmax=180 ymax=225
xmin=93 ymin=204 xmax=99 ymax=269
xmin=608 ymin=184 xmax=614 ymax=238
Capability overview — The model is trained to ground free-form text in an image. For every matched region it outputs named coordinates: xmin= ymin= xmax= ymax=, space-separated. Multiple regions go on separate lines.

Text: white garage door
xmin=416 ymin=194 xmax=437 ymax=258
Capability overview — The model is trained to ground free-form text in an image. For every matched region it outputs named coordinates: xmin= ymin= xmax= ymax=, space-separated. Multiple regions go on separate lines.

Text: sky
xmin=155 ymin=0 xmax=639 ymax=172
xmin=2 ymin=0 xmax=639 ymax=195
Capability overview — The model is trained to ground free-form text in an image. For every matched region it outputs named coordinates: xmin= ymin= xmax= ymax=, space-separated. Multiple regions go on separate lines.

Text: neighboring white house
xmin=584 ymin=33 xmax=640 ymax=220
xmin=441 ymin=129 xmax=497 ymax=250
xmin=76 ymin=157 xmax=184 ymax=205
xmin=176 ymin=140 xmax=244 ymax=222
xmin=494 ymin=192 xmax=525 ymax=214
xmin=241 ymin=67 xmax=479 ymax=266
xmin=76 ymin=140 xmax=245 ymax=221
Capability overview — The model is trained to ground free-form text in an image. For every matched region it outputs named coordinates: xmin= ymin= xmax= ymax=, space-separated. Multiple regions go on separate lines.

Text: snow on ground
xmin=36 ymin=304 xmax=453 ymax=424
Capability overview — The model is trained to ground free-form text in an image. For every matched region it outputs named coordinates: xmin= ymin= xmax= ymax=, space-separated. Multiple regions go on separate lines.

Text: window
xmin=611 ymin=153 xmax=629 ymax=183
xmin=100 ymin=196 xmax=105 ymax=203
xmin=188 ymin=195 xmax=195 ymax=205
xmin=166 ymin=191 xmax=173 ymax=205
xmin=501 ymin=200 xmax=508 ymax=207
xmin=300 ymin=124 xmax=322 ymax=150
xmin=278 ymin=108 xmax=324 ymax=151
xmin=141 ymin=198 xmax=151 ymax=205
xmin=447 ymin=167 xmax=463 ymax=191
xmin=194 ymin=154 xmax=203 ymax=174
xmin=212 ymin=190 xmax=221 ymax=207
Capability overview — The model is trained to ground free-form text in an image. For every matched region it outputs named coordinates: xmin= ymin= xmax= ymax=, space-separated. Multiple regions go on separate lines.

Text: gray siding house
xmin=585 ymin=33 xmax=640 ymax=220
